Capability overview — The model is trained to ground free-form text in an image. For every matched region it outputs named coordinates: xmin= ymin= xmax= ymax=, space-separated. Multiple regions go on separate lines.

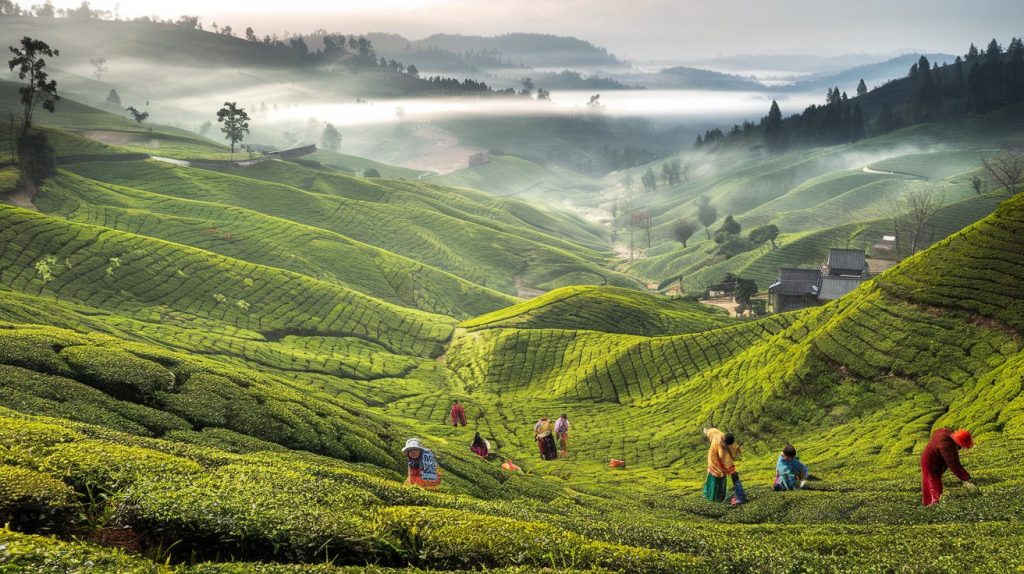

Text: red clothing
xmin=449 ymin=403 xmax=467 ymax=426
xmin=920 ymin=428 xmax=971 ymax=506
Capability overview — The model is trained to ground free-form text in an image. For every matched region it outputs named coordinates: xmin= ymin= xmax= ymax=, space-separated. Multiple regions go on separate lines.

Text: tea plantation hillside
xmin=2 ymin=167 xmax=1024 ymax=572
xmin=616 ymin=103 xmax=1024 ymax=290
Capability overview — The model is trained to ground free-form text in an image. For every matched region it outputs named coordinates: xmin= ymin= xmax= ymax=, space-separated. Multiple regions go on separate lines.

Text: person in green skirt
xmin=702 ymin=427 xmax=746 ymax=504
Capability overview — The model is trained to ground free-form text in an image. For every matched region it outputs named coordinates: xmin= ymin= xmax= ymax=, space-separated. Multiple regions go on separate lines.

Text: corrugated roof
xmin=768 ymin=268 xmax=821 ymax=295
xmin=827 ymin=248 xmax=866 ymax=272
xmin=818 ymin=276 xmax=864 ymax=300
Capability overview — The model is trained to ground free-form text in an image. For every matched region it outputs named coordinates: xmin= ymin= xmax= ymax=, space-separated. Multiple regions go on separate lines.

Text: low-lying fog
xmin=265 ymin=90 xmax=823 ymax=128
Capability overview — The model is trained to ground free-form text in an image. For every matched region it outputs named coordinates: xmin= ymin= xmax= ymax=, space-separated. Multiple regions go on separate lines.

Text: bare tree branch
xmin=982 ymin=147 xmax=1024 ymax=197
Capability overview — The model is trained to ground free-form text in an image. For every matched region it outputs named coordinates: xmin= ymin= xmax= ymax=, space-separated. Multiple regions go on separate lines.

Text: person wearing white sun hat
xmin=403 ymin=438 xmax=441 ymax=489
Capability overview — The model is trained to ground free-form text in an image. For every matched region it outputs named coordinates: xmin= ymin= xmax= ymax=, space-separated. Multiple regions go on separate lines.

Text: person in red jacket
xmin=449 ymin=400 xmax=467 ymax=427
xmin=920 ymin=428 xmax=978 ymax=506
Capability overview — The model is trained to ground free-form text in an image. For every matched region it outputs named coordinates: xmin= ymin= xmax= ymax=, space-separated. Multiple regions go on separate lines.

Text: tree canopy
xmin=672 ymin=219 xmax=698 ymax=247
xmin=216 ymin=102 xmax=250 ymax=154
xmin=320 ymin=123 xmax=342 ymax=152
xmin=8 ymin=36 xmax=60 ymax=135
xmin=697 ymin=196 xmax=718 ymax=240
xmin=749 ymin=224 xmax=780 ymax=249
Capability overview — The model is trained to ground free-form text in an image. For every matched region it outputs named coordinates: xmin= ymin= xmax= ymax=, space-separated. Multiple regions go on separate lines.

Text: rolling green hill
xmin=1 ymin=181 xmax=1023 ymax=572
xmin=461 ymin=285 xmax=731 ymax=335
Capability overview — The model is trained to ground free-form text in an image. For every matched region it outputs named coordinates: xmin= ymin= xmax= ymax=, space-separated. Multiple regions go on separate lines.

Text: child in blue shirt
xmin=773 ymin=443 xmax=809 ymax=491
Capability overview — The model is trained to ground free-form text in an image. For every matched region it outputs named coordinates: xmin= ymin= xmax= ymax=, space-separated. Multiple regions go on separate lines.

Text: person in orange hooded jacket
xmin=921 ymin=428 xmax=978 ymax=506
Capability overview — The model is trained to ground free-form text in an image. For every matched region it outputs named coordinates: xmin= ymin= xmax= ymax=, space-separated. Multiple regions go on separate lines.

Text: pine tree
xmin=763 ymin=100 xmax=784 ymax=152
xmin=856 ymin=78 xmax=867 ymax=97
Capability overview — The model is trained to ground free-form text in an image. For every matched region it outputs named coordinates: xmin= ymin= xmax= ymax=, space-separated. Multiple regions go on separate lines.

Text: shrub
xmin=58 ymin=346 xmax=177 ymax=403
xmin=0 ymin=465 xmax=79 ymax=533
xmin=0 ymin=528 xmax=161 ymax=574
xmin=371 ymin=506 xmax=699 ymax=572
xmin=42 ymin=440 xmax=202 ymax=493
xmin=119 ymin=463 xmax=378 ymax=563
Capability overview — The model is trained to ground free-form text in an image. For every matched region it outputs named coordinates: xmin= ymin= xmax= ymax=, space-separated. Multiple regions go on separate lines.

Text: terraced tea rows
xmin=65 ymin=161 xmax=637 ymax=295
xmin=38 ymin=171 xmax=517 ymax=318
xmin=0 ymin=205 xmax=454 ymax=358
xmin=461 ymin=285 xmax=731 ymax=335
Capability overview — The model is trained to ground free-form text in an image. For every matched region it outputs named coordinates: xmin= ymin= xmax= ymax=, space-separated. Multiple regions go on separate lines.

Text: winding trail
xmin=862 ymin=165 xmax=928 ymax=179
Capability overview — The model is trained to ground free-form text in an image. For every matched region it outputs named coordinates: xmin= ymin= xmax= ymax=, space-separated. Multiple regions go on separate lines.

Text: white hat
xmin=402 ymin=438 xmax=424 ymax=453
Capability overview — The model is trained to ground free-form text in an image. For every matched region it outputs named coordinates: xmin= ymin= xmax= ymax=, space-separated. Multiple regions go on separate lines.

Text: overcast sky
xmin=58 ymin=0 xmax=1024 ymax=60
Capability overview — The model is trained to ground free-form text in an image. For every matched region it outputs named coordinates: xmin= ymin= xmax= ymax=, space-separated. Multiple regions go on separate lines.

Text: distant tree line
xmin=0 ymin=5 xmax=556 ymax=98
xmin=696 ymin=36 xmax=1024 ymax=154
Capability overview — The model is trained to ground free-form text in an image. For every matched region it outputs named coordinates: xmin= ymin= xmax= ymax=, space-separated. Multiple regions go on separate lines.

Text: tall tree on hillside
xmin=696 ymin=195 xmax=717 ymax=240
xmin=8 ymin=36 xmax=59 ymax=185
xmin=672 ymin=219 xmax=698 ymax=247
xmin=763 ymin=99 xmax=784 ymax=152
xmin=713 ymin=214 xmax=741 ymax=244
xmin=105 ymin=88 xmax=121 ymax=108
xmin=748 ymin=224 xmax=779 ymax=249
xmin=661 ymin=159 xmax=682 ymax=185
xmin=406 ymin=64 xmax=419 ymax=78
xmin=856 ymin=78 xmax=867 ymax=97
xmin=641 ymin=167 xmax=657 ymax=192
xmin=1007 ymin=37 xmax=1024 ymax=103
xmin=216 ymin=102 xmax=250 ymax=155
xmin=982 ymin=147 xmax=1024 ymax=196
xmin=320 ymin=123 xmax=342 ymax=151
xmin=889 ymin=186 xmax=944 ymax=256
xmin=245 ymin=27 xmax=257 ymax=42
xmin=734 ymin=277 xmax=758 ymax=315
xmin=8 ymin=36 xmax=59 ymax=137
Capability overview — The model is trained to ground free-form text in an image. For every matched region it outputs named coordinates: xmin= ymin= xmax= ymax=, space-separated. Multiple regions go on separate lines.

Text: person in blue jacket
xmin=773 ymin=443 xmax=809 ymax=491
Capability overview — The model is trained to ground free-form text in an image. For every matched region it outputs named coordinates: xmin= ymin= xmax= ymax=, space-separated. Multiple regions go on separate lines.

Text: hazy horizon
xmin=39 ymin=0 xmax=1024 ymax=62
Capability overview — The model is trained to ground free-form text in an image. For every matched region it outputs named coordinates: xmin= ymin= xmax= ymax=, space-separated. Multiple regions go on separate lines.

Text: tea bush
xmin=0 ymin=465 xmax=79 ymax=533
